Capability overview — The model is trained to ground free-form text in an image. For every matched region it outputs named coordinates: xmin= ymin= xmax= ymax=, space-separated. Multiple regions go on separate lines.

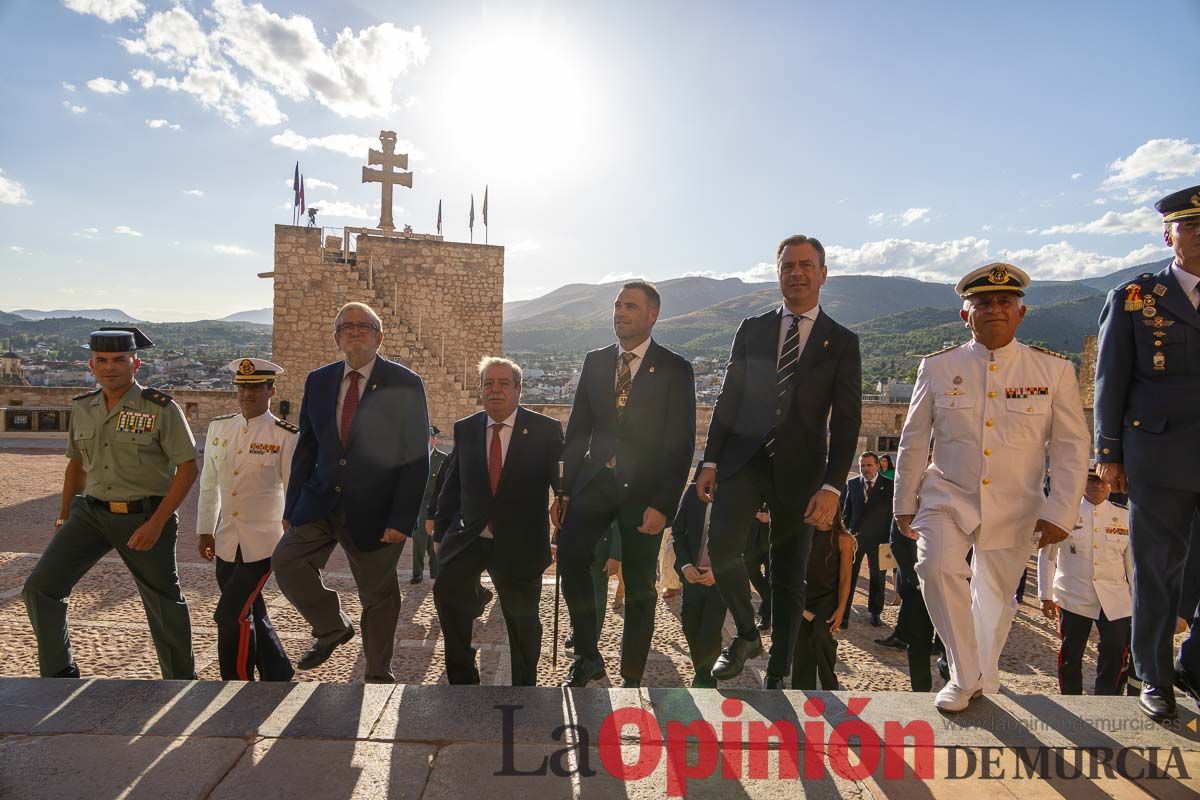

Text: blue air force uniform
xmin=1094 ymin=185 xmax=1200 ymax=709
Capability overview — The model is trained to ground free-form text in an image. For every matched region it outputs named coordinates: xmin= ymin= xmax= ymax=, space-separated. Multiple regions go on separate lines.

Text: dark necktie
xmin=489 ymin=422 xmax=505 ymax=495
xmin=865 ymin=479 xmax=873 ymax=501
xmin=615 ymin=351 xmax=635 ymax=419
xmin=765 ymin=314 xmax=801 ymax=457
xmin=340 ymin=371 xmax=360 ymax=444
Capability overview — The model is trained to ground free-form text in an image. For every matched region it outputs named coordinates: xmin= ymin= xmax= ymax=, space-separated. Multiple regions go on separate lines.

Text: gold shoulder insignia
xmin=275 ymin=419 xmax=299 ymax=433
xmin=211 ymin=413 xmax=238 ymax=421
xmin=72 ymin=387 xmax=102 ymax=401
xmin=141 ymin=387 xmax=173 ymax=407
xmin=1029 ymin=344 xmax=1069 ymax=360
xmin=920 ymin=344 xmax=960 ymax=359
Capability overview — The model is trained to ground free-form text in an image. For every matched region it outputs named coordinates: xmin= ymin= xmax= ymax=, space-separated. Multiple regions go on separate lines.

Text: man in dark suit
xmin=673 ymin=465 xmax=729 ymax=688
xmin=273 ymin=302 xmax=429 ymax=684
xmin=697 ymin=234 xmax=862 ymax=687
xmin=1095 ymin=185 xmax=1200 ymax=722
xmin=841 ymin=452 xmax=894 ymax=629
xmin=433 ymin=357 xmax=563 ymax=686
xmin=410 ymin=426 xmax=446 ymax=584
xmin=553 ymin=280 xmax=697 ymax=688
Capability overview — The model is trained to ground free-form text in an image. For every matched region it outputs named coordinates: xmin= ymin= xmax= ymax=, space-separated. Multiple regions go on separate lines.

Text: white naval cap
xmin=955 ymin=262 xmax=1031 ymax=298
xmin=226 ymin=357 xmax=283 ymax=384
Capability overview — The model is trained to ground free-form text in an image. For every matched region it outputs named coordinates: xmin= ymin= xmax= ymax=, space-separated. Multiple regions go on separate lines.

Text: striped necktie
xmin=765 ymin=314 xmax=801 ymax=457
xmin=615 ymin=351 xmax=635 ymax=419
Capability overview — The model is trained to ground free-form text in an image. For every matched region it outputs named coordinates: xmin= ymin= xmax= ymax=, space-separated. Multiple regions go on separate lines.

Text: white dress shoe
xmin=935 ymin=683 xmax=983 ymax=712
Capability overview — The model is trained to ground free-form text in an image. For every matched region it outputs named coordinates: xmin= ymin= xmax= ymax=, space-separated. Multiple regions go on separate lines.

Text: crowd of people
xmin=19 ymin=183 xmax=1200 ymax=723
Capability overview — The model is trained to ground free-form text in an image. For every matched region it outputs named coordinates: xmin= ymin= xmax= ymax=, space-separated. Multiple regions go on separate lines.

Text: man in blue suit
xmin=840 ymin=451 xmax=894 ymax=629
xmin=1095 ymin=185 xmax=1200 ymax=722
xmin=274 ymin=302 xmax=430 ymax=683
xmin=433 ymin=357 xmax=563 ymax=686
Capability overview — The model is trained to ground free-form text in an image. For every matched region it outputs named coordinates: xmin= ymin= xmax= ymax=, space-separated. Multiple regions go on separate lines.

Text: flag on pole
xmin=482 ymin=185 xmax=488 ymax=227
xmin=436 ymin=199 xmax=443 ymax=235
xmin=300 ymin=175 xmax=306 ymax=215
xmin=292 ymin=162 xmax=300 ymax=224
xmin=469 ymin=194 xmax=475 ymax=241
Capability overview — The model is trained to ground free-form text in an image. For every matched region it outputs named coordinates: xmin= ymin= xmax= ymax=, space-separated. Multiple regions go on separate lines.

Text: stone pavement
xmin=2 ymin=677 xmax=1200 ymax=798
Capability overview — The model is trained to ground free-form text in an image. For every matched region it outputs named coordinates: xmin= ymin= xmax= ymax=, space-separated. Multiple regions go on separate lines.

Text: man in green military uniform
xmin=22 ymin=327 xmax=200 ymax=679
xmin=412 ymin=425 xmax=447 ymax=583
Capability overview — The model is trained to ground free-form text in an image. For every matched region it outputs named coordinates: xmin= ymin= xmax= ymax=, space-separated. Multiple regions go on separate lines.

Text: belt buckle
xmin=110 ymin=501 xmax=129 ymax=514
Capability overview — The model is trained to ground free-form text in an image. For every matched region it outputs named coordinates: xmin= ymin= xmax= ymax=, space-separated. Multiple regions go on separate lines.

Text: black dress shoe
xmin=51 ymin=663 xmax=81 ymax=679
xmin=936 ymin=657 xmax=950 ymax=682
xmin=870 ymin=613 xmax=882 ymax=627
xmin=1175 ymin=661 xmax=1200 ymax=706
xmin=365 ymin=675 xmax=396 ymax=684
xmin=561 ymin=655 xmax=606 ymax=688
xmin=409 ymin=573 xmax=423 ymax=584
xmin=297 ymin=625 xmax=355 ymax=670
xmin=564 ymin=635 xmax=575 ymax=650
xmin=763 ymin=675 xmax=786 ymax=690
xmin=1139 ymin=684 xmax=1178 ymax=723
xmin=622 ymin=678 xmax=642 ymax=689
xmin=711 ymin=635 xmax=763 ymax=681
xmin=874 ymin=633 xmax=908 ymax=650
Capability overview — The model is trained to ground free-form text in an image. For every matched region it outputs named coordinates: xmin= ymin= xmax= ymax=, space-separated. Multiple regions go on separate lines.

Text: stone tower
xmin=269 ymin=226 xmax=503 ymax=430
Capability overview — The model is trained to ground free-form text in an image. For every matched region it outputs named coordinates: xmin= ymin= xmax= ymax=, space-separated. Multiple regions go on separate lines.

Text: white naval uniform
xmin=893 ymin=337 xmax=1090 ymax=693
xmin=197 ymin=411 xmax=298 ymax=563
xmin=1038 ymin=498 xmax=1133 ymax=621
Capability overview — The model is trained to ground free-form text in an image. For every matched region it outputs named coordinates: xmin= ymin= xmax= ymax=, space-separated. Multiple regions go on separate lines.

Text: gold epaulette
xmin=1029 ymin=344 xmax=1069 ymax=360
xmin=210 ymin=413 xmax=238 ymax=421
xmin=919 ymin=344 xmax=960 ymax=359
xmin=142 ymin=387 xmax=174 ymax=406
xmin=275 ymin=419 xmax=299 ymax=433
xmin=72 ymin=387 xmax=102 ymax=401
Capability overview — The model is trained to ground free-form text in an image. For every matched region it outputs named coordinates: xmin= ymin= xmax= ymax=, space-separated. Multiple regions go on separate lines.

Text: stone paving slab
xmin=0 ymin=733 xmax=249 ymax=800
xmin=208 ymin=738 xmax=436 ymax=800
xmin=0 ymin=677 xmax=154 ymax=734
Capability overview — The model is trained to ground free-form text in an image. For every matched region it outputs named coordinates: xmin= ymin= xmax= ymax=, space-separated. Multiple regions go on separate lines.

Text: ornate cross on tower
xmin=361 ymin=130 xmax=412 ymax=232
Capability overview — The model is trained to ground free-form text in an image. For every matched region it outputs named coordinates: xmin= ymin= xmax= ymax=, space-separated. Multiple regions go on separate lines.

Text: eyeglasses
xmin=336 ymin=322 xmax=379 ymax=334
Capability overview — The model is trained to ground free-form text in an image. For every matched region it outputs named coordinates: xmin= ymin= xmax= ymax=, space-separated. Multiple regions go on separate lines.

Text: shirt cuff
xmin=821 ymin=483 xmax=841 ymax=497
xmin=701 ymin=462 xmax=717 ymax=471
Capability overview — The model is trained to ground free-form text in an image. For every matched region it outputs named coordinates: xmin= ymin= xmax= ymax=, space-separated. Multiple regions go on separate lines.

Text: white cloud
xmin=145 ymin=118 xmax=181 ymax=130
xmin=270 ymin=128 xmax=425 ymax=160
xmin=507 ymin=240 xmax=542 ymax=254
xmin=0 ymin=169 xmax=32 ymax=205
xmin=1035 ymin=206 xmax=1161 ymax=236
xmin=598 ymin=271 xmax=638 ymax=283
xmin=86 ymin=77 xmax=130 ymax=94
xmin=62 ymin=0 xmax=145 ymax=23
xmin=998 ymin=242 xmax=1169 ymax=281
xmin=214 ymin=244 xmax=254 ymax=256
xmin=980 ymin=224 xmax=993 ymax=232
xmin=1071 ymin=172 xmax=1083 ymax=180
xmin=116 ymin=1 xmax=428 ymax=127
xmin=282 ymin=177 xmax=338 ymax=191
xmin=183 ymin=188 xmax=205 ymax=197
xmin=73 ymin=227 xmax=100 ymax=238
xmin=9 ymin=245 xmax=28 ymax=254
xmin=309 ymin=200 xmax=378 ymax=220
xmin=62 ymin=101 xmax=88 ymax=115
xmin=1103 ymin=138 xmax=1200 ymax=187
xmin=113 ymin=225 xmax=143 ymax=237
xmin=61 ymin=81 xmax=77 ymax=92
xmin=867 ymin=207 xmax=931 ymax=227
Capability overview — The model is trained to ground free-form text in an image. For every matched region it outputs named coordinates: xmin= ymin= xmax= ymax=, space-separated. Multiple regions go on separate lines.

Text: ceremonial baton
xmin=552 ymin=461 xmax=564 ymax=667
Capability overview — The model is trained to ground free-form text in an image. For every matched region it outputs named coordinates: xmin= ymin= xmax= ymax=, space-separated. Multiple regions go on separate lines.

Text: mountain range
xmin=3 ymin=308 xmax=273 ymax=325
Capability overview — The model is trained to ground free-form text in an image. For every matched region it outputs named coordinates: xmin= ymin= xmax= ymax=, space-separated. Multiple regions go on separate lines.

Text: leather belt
xmin=85 ymin=495 xmax=161 ymax=514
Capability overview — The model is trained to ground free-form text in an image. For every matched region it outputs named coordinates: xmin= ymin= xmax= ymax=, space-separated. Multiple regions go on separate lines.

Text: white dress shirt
xmin=336 ymin=355 xmax=377 ymax=423
xmin=1037 ymin=497 xmax=1133 ymax=621
xmin=197 ymin=410 xmax=298 ymax=562
xmin=1171 ymin=262 xmax=1200 ymax=310
xmin=481 ymin=408 xmax=519 ymax=539
xmin=616 ymin=336 xmax=653 ymax=383
xmin=777 ymin=304 xmax=821 ymax=361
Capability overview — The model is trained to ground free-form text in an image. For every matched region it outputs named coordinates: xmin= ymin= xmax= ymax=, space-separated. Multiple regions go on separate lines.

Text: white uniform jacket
xmin=1037 ymin=498 xmax=1133 ymax=621
xmin=197 ymin=411 xmax=298 ymax=562
xmin=893 ymin=338 xmax=1090 ymax=550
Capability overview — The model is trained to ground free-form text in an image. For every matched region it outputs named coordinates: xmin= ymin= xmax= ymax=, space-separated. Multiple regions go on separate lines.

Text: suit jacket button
xmin=1102 ymin=448 xmax=1111 ymax=454
xmin=335 ymin=486 xmax=342 ymax=493
xmin=339 ymin=459 xmax=347 ymax=466
xmin=775 ymin=409 xmax=782 ymax=416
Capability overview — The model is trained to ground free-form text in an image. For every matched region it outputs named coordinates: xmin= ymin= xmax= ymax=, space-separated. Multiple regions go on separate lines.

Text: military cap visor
xmin=955 ymin=262 xmax=1031 ymax=298
xmin=1155 ymin=185 xmax=1200 ymax=223
xmin=88 ymin=327 xmax=155 ymax=352
xmin=227 ymin=357 xmax=283 ymax=384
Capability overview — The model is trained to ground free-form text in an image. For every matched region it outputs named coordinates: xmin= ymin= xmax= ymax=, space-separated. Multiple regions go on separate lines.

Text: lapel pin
xmin=371 ymin=384 xmax=377 ymax=390
xmin=823 ymin=340 xmax=829 ymax=348
xmin=522 ymin=428 xmax=528 ymax=435
xmin=648 ymin=366 xmax=655 ymax=373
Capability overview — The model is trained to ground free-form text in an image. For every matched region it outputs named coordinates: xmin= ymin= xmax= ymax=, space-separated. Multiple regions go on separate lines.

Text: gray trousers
xmin=23 ymin=495 xmax=195 ymax=679
xmin=272 ymin=508 xmax=403 ymax=682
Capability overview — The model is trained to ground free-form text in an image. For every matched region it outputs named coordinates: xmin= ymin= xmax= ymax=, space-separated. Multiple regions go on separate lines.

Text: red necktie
xmin=489 ymin=422 xmax=505 ymax=495
xmin=340 ymin=371 xmax=360 ymax=444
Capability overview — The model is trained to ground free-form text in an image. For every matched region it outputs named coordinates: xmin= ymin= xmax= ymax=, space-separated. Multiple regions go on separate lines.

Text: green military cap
xmin=89 ymin=327 xmax=155 ymax=352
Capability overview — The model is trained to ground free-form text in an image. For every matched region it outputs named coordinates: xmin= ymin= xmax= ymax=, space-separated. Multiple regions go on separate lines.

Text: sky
xmin=1 ymin=0 xmax=1198 ymax=321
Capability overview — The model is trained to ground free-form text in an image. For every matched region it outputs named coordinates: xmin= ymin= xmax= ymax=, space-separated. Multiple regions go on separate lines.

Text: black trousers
xmin=708 ymin=450 xmax=814 ymax=678
xmin=791 ymin=599 xmax=839 ymax=690
xmin=411 ymin=515 xmax=439 ymax=579
xmin=559 ymin=468 xmax=663 ymax=681
xmin=842 ymin=534 xmax=885 ymax=625
xmin=744 ymin=524 xmax=772 ymax=623
xmin=1058 ymin=607 xmax=1131 ymax=696
xmin=214 ymin=549 xmax=293 ymax=682
xmin=890 ymin=526 xmax=935 ymax=692
xmin=681 ymin=581 xmax=727 ymax=688
xmin=433 ymin=537 xmax=542 ymax=686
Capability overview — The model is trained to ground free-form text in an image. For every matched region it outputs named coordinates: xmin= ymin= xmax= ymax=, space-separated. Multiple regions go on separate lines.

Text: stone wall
xmin=1 ymin=386 xmax=237 ymax=440
xmin=270 ymin=225 xmax=503 ymax=431
xmin=1079 ymin=334 xmax=1097 ymax=410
